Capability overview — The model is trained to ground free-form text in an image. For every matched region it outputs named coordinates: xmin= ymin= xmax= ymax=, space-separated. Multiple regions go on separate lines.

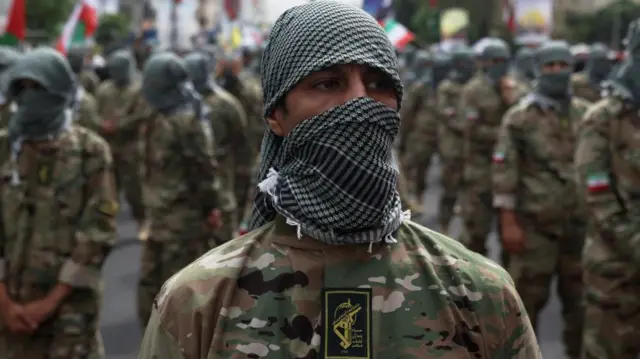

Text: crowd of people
xmin=0 ymin=1 xmax=638 ymax=358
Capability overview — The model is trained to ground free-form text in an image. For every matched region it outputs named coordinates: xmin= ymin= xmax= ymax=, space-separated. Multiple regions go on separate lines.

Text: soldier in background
xmin=576 ymin=19 xmax=640 ymax=359
xmin=0 ymin=46 xmax=20 ymax=129
xmin=511 ymin=47 xmax=535 ymax=84
xmin=493 ymin=41 xmax=588 ymax=359
xmin=95 ymin=50 xmax=149 ymax=241
xmin=0 ymin=47 xmax=117 ymax=359
xmin=66 ymin=46 xmax=100 ymax=97
xmin=436 ymin=45 xmax=475 ymax=235
xmin=136 ymin=52 xmax=223 ymax=328
xmin=185 ymin=52 xmax=251 ymax=241
xmin=571 ymin=43 xmax=611 ymax=102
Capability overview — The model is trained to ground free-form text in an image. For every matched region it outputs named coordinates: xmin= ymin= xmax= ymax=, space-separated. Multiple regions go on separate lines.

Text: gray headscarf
xmin=107 ymin=49 xmax=135 ymax=88
xmin=141 ymin=52 xmax=199 ymax=115
xmin=184 ymin=52 xmax=216 ymax=95
xmin=0 ymin=46 xmax=21 ymax=103
xmin=250 ymin=1 xmax=407 ymax=247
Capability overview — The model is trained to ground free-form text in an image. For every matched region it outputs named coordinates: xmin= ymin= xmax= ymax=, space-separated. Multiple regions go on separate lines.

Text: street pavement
xmin=100 ymin=157 xmax=564 ymax=358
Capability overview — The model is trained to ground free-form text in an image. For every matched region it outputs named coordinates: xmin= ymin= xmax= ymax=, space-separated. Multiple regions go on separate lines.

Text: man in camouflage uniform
xmin=436 ymin=45 xmax=475 ymax=235
xmin=216 ymin=54 xmax=263 ymax=219
xmin=571 ymin=43 xmax=611 ymax=102
xmin=493 ymin=41 xmax=588 ymax=359
xmin=459 ymin=38 xmax=524 ymax=258
xmin=185 ymin=52 xmax=251 ymax=241
xmin=66 ymin=46 xmax=100 ymax=97
xmin=398 ymin=50 xmax=438 ymax=201
xmin=139 ymin=3 xmax=541 ymax=358
xmin=136 ymin=52 xmax=223 ymax=328
xmin=95 ymin=50 xmax=149 ymax=241
xmin=511 ymin=47 xmax=535 ymax=85
xmin=0 ymin=46 xmax=20 ymax=129
xmin=0 ymin=48 xmax=117 ymax=359
xmin=576 ymin=19 xmax=640 ymax=359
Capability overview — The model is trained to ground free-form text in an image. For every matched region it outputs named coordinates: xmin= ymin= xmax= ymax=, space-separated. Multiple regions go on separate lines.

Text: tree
xmin=26 ymin=0 xmax=76 ymax=41
xmin=566 ymin=0 xmax=640 ymax=48
xmin=95 ymin=14 xmax=130 ymax=48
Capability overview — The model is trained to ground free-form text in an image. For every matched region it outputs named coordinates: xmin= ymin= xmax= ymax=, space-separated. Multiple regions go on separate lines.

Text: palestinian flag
xmin=0 ymin=0 xmax=25 ymax=46
xmin=55 ymin=0 xmax=98 ymax=54
xmin=383 ymin=19 xmax=414 ymax=50
xmin=586 ymin=173 xmax=610 ymax=193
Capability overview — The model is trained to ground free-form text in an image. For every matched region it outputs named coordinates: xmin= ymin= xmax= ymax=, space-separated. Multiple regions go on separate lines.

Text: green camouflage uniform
xmin=78 ymin=71 xmax=100 ymax=97
xmin=95 ymin=81 xmax=147 ymax=224
xmin=571 ymin=72 xmax=602 ymax=103
xmin=0 ymin=127 xmax=118 ymax=359
xmin=576 ymin=95 xmax=640 ymax=359
xmin=72 ymin=87 xmax=100 ymax=133
xmin=436 ymin=79 xmax=465 ymax=233
xmin=139 ymin=217 xmax=542 ymax=359
xmin=0 ymin=103 xmax=16 ymax=130
xmin=493 ymin=95 xmax=589 ymax=358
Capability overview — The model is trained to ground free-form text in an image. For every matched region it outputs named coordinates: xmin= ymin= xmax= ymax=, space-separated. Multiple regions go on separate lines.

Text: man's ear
xmin=266 ymin=107 xmax=285 ymax=136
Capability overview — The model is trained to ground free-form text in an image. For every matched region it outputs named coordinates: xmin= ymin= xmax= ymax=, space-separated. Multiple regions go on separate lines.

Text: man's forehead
xmin=309 ymin=64 xmax=388 ymax=76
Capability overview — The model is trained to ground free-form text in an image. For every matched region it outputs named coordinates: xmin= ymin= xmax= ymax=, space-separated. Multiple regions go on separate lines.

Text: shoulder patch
xmin=322 ymin=288 xmax=372 ymax=359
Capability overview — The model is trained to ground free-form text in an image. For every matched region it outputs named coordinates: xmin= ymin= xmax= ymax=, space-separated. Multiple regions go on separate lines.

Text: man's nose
xmin=343 ymin=72 xmax=368 ymax=102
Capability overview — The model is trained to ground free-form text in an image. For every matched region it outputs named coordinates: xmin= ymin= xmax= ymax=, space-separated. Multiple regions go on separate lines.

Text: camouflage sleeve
xmin=76 ymin=94 xmax=101 ymax=133
xmin=437 ymin=84 xmax=465 ymax=135
xmin=59 ymin=135 xmax=118 ymax=288
xmin=492 ymin=107 xmax=522 ymax=210
xmin=117 ymin=90 xmax=153 ymax=131
xmin=575 ymin=105 xmax=637 ymax=256
xmin=138 ymin=308 xmax=187 ymax=359
xmin=95 ymin=83 xmax=110 ymax=117
xmin=182 ymin=115 xmax=221 ymax=212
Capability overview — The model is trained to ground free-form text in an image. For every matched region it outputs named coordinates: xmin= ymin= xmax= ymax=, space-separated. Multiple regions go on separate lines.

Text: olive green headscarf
xmin=141 ymin=52 xmax=199 ymax=114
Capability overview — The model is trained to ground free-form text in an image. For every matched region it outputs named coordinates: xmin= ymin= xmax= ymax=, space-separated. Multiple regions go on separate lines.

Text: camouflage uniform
xmin=576 ymin=95 xmax=640 ymax=359
xmin=137 ymin=53 xmax=222 ymax=327
xmin=72 ymin=87 xmax=100 ymax=133
xmin=0 ymin=126 xmax=117 ymax=359
xmin=66 ymin=46 xmax=99 ymax=97
xmin=95 ymin=81 xmax=148 ymax=226
xmin=139 ymin=218 xmax=542 ymax=359
xmin=0 ymin=47 xmax=20 ymax=130
xmin=0 ymin=103 xmax=16 ymax=130
xmin=436 ymin=79 xmax=466 ymax=233
xmin=493 ymin=95 xmax=589 ymax=359
xmin=571 ymin=72 xmax=602 ymax=102
xmin=78 ymin=71 xmax=100 ymax=97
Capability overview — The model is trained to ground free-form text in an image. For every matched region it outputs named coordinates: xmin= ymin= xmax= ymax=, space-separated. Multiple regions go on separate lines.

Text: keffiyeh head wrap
xmin=250 ymin=1 xmax=408 ymax=246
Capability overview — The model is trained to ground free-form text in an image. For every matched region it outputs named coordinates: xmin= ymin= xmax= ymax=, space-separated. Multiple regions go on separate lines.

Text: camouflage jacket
xmin=73 ymin=87 xmax=101 ymax=133
xmin=229 ymin=74 xmax=264 ymax=157
xmin=0 ymin=103 xmax=16 ymax=130
xmin=203 ymin=87 xmax=250 ymax=212
xmin=575 ymin=96 xmax=640 ymax=261
xmin=399 ymin=82 xmax=439 ymax=160
xmin=0 ymin=126 xmax=117 ymax=333
xmin=139 ymin=216 xmax=542 ymax=359
xmin=139 ymin=107 xmax=221 ymax=226
xmin=95 ymin=80 xmax=150 ymax=151
xmin=436 ymin=79 xmax=466 ymax=158
xmin=571 ymin=72 xmax=602 ymax=103
xmin=79 ymin=70 xmax=100 ymax=97
xmin=493 ymin=95 xmax=591 ymax=225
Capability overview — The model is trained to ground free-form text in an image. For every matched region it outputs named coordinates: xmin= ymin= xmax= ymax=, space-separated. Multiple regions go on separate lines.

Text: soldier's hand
xmin=23 ymin=298 xmax=57 ymax=326
xmin=500 ymin=219 xmax=527 ymax=254
xmin=207 ymin=208 xmax=223 ymax=229
xmin=0 ymin=301 xmax=37 ymax=334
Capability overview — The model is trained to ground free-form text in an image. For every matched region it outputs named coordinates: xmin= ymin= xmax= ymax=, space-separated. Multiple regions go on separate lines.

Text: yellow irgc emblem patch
xmin=322 ymin=288 xmax=372 ymax=359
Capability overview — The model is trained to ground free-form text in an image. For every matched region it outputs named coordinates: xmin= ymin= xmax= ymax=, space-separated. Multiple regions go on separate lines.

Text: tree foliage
xmin=566 ymin=0 xmax=640 ymax=48
xmin=26 ymin=0 xmax=76 ymax=41
xmin=95 ymin=14 xmax=130 ymax=48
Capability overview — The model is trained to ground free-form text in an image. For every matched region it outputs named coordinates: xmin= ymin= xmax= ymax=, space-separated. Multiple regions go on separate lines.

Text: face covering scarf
xmin=256 ymin=97 xmax=407 ymax=247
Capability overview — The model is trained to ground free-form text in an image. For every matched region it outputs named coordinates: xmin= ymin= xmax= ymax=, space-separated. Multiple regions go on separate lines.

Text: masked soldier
xmin=0 ymin=47 xmax=117 ymax=359
xmin=66 ymin=46 xmax=99 ymax=97
xmin=576 ymin=19 xmax=640 ymax=359
xmin=459 ymin=38 xmax=524 ymax=258
xmin=571 ymin=43 xmax=611 ymax=103
xmin=184 ymin=52 xmax=251 ymax=241
xmin=436 ymin=45 xmax=475 ymax=235
xmin=0 ymin=47 xmax=20 ymax=129
xmin=136 ymin=52 xmax=223 ymax=328
xmin=494 ymin=41 xmax=588 ymax=359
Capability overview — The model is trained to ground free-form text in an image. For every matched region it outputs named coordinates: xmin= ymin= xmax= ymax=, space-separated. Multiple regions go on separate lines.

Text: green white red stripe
xmin=0 ymin=0 xmax=25 ymax=46
xmin=586 ymin=173 xmax=610 ymax=193
xmin=383 ymin=19 xmax=414 ymax=50
xmin=55 ymin=0 xmax=98 ymax=54
xmin=492 ymin=151 xmax=505 ymax=163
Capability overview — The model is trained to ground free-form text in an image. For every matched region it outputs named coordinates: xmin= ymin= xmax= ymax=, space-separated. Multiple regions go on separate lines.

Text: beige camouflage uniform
xmin=493 ymin=96 xmax=590 ymax=358
xmin=137 ymin=108 xmax=222 ymax=327
xmin=575 ymin=95 xmax=640 ymax=359
xmin=78 ymin=71 xmax=100 ymax=97
xmin=72 ymin=87 xmax=100 ymax=133
xmin=436 ymin=79 xmax=466 ymax=233
xmin=95 ymin=81 xmax=148 ymax=229
xmin=0 ymin=103 xmax=16 ymax=129
xmin=0 ymin=126 xmax=118 ymax=359
xmin=459 ymin=73 xmax=524 ymax=256
xmin=571 ymin=72 xmax=602 ymax=103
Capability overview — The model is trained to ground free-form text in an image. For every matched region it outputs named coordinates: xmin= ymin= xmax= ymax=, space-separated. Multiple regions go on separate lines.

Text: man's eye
xmin=313 ymin=80 xmax=341 ymax=90
xmin=367 ymin=78 xmax=394 ymax=90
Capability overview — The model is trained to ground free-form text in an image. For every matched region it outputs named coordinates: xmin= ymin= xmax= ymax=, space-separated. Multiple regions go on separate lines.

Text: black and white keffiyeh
xmin=250 ymin=1 xmax=409 ymax=246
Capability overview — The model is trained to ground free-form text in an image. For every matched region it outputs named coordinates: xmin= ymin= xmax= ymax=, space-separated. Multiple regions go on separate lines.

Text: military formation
xmin=0 ymin=1 xmax=638 ymax=358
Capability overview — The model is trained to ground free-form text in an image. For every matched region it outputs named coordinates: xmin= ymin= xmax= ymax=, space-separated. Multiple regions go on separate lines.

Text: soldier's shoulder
xmin=583 ymin=96 xmax=623 ymax=124
xmin=436 ymin=79 xmax=454 ymax=92
xmin=571 ymin=96 xmax=593 ymax=112
xmin=96 ymin=80 xmax=115 ymax=93
xmin=72 ymin=126 xmax=111 ymax=158
xmin=153 ymin=223 xmax=275 ymax=332
xmin=571 ymin=72 xmax=589 ymax=85
xmin=212 ymin=87 xmax=244 ymax=110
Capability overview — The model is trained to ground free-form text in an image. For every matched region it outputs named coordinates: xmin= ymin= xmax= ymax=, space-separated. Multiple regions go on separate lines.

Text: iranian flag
xmin=55 ymin=0 xmax=98 ymax=54
xmin=383 ymin=19 xmax=414 ymax=50
xmin=0 ymin=0 xmax=25 ymax=46
xmin=586 ymin=173 xmax=610 ymax=193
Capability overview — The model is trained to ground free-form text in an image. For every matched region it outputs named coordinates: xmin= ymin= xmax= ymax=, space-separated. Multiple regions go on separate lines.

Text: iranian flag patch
xmin=492 ymin=151 xmax=505 ymax=163
xmin=586 ymin=173 xmax=610 ymax=193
